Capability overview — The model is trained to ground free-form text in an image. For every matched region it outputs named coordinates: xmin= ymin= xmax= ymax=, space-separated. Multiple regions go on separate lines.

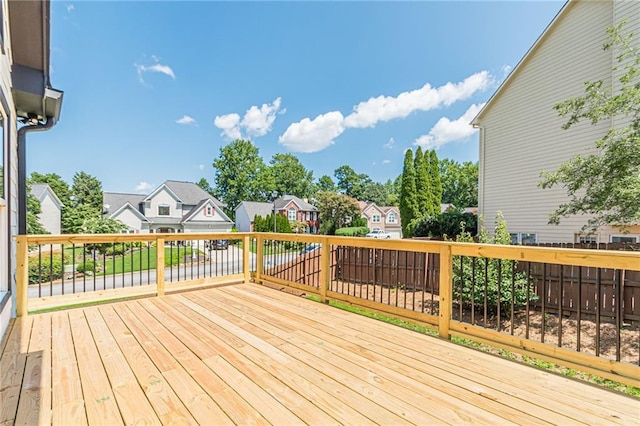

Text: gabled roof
xmin=142 ymin=183 xmax=182 ymax=204
xmin=164 ymin=180 xmax=225 ymax=207
xmin=103 ymin=192 xmax=145 ymax=216
xmin=182 ymin=199 xmax=233 ymax=223
xmin=30 ymin=183 xmax=64 ymax=208
xmin=111 ymin=202 xmax=149 ymax=223
xmin=275 ymin=195 xmax=317 ymax=211
xmin=361 ymin=202 xmax=384 ymax=216
xmin=236 ymin=201 xmax=275 ymax=219
xmin=471 ymin=0 xmax=571 ymax=125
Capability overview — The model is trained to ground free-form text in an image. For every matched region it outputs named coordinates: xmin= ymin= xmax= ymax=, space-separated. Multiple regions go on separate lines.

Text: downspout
xmin=17 ymin=116 xmax=55 ymax=234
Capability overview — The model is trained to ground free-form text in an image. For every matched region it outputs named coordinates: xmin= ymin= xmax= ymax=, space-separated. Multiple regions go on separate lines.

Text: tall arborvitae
xmin=414 ymin=146 xmax=431 ymax=218
xmin=428 ymin=150 xmax=443 ymax=215
xmin=399 ymin=149 xmax=419 ymax=237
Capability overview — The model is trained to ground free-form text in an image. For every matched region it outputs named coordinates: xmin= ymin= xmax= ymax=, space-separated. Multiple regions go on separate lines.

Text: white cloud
xmin=214 ymin=98 xmax=284 ymax=140
xmin=279 ymin=111 xmax=345 ymax=153
xmin=241 ymin=98 xmax=282 ymax=137
xmin=135 ymin=181 xmax=154 ymax=193
xmin=213 ymin=113 xmax=241 ymax=139
xmin=134 ymin=57 xmax=176 ymax=85
xmin=66 ymin=4 xmax=75 ymax=12
xmin=176 ymin=115 xmax=197 ymax=125
xmin=198 ymin=164 xmax=205 ymax=171
xmin=414 ymin=103 xmax=485 ymax=150
xmin=343 ymin=71 xmax=493 ymax=129
xmin=383 ymin=159 xmax=391 ymax=164
xmin=501 ymin=64 xmax=513 ymax=78
xmin=277 ymin=70 xmax=493 ymax=153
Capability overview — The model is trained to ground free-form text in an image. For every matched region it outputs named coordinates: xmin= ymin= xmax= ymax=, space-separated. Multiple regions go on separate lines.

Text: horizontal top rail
xmin=16 ymin=232 xmax=640 ymax=271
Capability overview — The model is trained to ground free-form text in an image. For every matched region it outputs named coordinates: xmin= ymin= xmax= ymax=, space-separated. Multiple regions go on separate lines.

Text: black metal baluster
xmin=596 ymin=267 xmax=601 ymax=357
xmin=559 ymin=264 xmax=564 ymax=347
xmin=497 ymin=259 xmax=502 ymax=332
xmin=577 ymin=266 xmax=582 ymax=352
xmin=511 ymin=260 xmax=515 ymax=335
xmin=542 ymin=263 xmax=546 ymax=344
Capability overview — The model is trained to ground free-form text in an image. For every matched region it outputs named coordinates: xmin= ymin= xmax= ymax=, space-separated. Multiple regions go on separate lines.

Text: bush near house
xmin=452 ymin=212 xmax=537 ymax=313
xmin=413 ymin=211 xmax=478 ymax=239
xmin=28 ymin=252 xmax=64 ymax=284
xmin=335 ymin=226 xmax=370 ymax=237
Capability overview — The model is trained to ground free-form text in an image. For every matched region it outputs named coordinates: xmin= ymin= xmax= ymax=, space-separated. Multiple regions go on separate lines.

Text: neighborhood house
xmin=472 ymin=0 xmax=640 ymax=244
xmin=30 ymin=183 xmax=64 ymax=234
xmin=358 ymin=201 xmax=402 ymax=239
xmin=103 ymin=180 xmax=233 ymax=234
xmin=235 ymin=195 xmax=319 ymax=233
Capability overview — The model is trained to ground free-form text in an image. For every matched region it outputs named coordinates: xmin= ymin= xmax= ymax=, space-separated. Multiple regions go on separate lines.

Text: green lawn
xmin=101 ymin=246 xmax=200 ymax=275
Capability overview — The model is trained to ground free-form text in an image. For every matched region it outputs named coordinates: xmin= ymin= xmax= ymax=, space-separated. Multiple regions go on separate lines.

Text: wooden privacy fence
xmin=332 ymin=246 xmax=640 ymax=323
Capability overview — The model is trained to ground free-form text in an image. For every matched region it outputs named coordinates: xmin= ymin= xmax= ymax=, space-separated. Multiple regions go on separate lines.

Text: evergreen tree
xmin=413 ymin=147 xmax=431 ymax=217
xmin=399 ymin=149 xmax=419 ymax=237
xmin=428 ymin=150 xmax=443 ymax=216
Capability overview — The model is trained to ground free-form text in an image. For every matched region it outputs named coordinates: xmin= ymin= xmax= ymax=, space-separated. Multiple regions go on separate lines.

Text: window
xmin=611 ymin=236 xmax=638 ymax=243
xmin=386 ymin=212 xmax=397 ymax=224
xmin=372 ymin=214 xmax=381 ymax=223
xmin=510 ymin=232 xmax=537 ymax=244
xmin=288 ymin=208 xmax=296 ymax=221
xmin=576 ymin=234 xmax=598 ymax=244
xmin=313 ymin=212 xmax=317 ymax=220
xmin=158 ymin=205 xmax=170 ymax=216
xmin=205 ymin=206 xmax=213 ymax=217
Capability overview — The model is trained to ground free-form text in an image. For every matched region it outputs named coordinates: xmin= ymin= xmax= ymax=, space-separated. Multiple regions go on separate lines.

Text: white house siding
xmin=38 ymin=192 xmax=61 ymax=234
xmin=0 ymin=0 xmax=17 ymax=338
xmin=477 ymin=1 xmax=636 ymax=243
xmin=146 ymin=188 xmax=181 ymax=218
xmin=113 ymin=208 xmax=146 ymax=233
xmin=235 ymin=208 xmax=251 ymax=232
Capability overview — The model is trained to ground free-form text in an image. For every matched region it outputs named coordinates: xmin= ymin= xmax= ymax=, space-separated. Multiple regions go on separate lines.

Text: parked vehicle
xmin=366 ymin=229 xmax=391 ymax=239
xmin=207 ymin=239 xmax=229 ymax=250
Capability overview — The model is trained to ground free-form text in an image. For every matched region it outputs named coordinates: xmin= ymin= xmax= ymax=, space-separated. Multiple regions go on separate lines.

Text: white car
xmin=366 ymin=229 xmax=391 ymax=239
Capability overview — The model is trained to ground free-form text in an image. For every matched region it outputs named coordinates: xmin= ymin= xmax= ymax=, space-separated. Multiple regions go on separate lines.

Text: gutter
xmin=17 ymin=116 xmax=55 ymax=234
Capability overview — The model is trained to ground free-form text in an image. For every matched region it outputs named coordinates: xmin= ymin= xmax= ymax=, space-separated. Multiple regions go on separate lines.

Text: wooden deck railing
xmin=15 ymin=232 xmax=640 ymax=387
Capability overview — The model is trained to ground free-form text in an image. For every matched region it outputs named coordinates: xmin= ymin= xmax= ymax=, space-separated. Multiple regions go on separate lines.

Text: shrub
xmin=28 ymin=253 xmax=64 ymax=284
xmin=413 ymin=211 xmax=478 ymax=239
xmin=451 ymin=212 xmax=537 ymax=313
xmin=335 ymin=226 xmax=370 ymax=237
xmin=76 ymin=260 xmax=98 ymax=274
xmin=350 ymin=216 xmax=368 ymax=228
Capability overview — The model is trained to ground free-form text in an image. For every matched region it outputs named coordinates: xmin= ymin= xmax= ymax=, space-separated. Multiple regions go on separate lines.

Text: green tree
xmin=413 ymin=147 xmax=431 ymax=217
xmin=440 ymin=159 xmax=478 ymax=208
xmin=399 ymin=149 xmax=419 ymax=237
xmin=317 ymin=175 xmax=336 ymax=193
xmin=196 ymin=178 xmax=215 ymax=196
xmin=26 ymin=182 xmax=47 ymax=234
xmin=269 ymin=153 xmax=314 ymax=199
xmin=71 ymin=171 xmax=103 ymax=212
xmin=315 ymin=191 xmax=360 ymax=235
xmin=360 ymin=181 xmax=389 ymax=206
xmin=427 ymin=150 xmax=443 ymax=215
xmin=254 ymin=213 xmax=292 ymax=233
xmin=212 ymin=139 xmax=270 ymax=218
xmin=540 ymin=22 xmax=640 ymax=231
xmin=62 ymin=204 xmax=101 ymax=234
xmin=384 ymin=178 xmax=400 ymax=206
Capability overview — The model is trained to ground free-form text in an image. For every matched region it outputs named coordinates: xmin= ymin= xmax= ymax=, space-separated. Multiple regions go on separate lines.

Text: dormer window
xmin=387 ymin=212 xmax=397 ymax=224
xmin=158 ymin=204 xmax=170 ymax=216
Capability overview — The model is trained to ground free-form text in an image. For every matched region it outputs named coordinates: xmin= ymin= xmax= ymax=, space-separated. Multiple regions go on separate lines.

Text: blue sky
xmin=29 ymin=0 xmax=564 ymax=194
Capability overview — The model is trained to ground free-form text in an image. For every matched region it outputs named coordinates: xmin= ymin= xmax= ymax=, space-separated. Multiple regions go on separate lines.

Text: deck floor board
xmin=2 ymin=283 xmax=639 ymax=425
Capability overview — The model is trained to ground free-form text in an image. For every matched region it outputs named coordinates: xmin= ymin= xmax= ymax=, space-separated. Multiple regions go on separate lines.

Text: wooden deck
xmin=1 ymin=284 xmax=638 ymax=425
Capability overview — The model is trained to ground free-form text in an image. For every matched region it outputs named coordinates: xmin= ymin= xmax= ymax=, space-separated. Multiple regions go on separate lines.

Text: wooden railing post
xmin=16 ymin=236 xmax=29 ymax=317
xmin=156 ymin=238 xmax=165 ymax=296
xmin=243 ymin=235 xmax=251 ymax=283
xmin=320 ymin=237 xmax=330 ymax=303
xmin=438 ymin=243 xmax=453 ymax=339
xmin=255 ymin=233 xmax=264 ymax=284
